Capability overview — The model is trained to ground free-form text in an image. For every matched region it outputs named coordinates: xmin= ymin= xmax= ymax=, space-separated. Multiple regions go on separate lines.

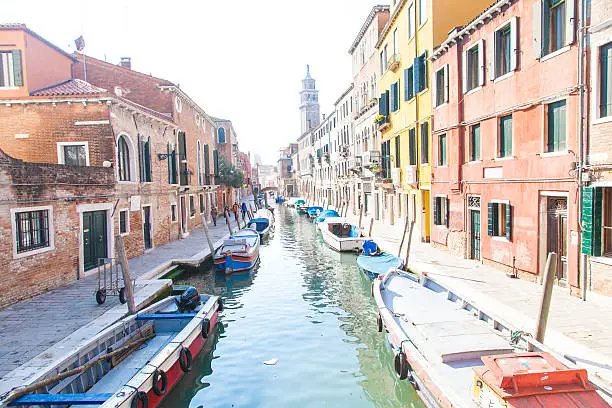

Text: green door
xmin=83 ymin=211 xmax=108 ymax=271
xmin=470 ymin=210 xmax=481 ymax=260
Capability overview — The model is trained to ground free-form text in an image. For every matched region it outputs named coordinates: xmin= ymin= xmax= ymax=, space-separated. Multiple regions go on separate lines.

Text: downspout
xmin=578 ymin=0 xmax=588 ymax=300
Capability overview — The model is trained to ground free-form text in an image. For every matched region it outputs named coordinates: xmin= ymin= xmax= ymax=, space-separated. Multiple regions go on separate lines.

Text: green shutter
xmin=600 ymin=44 xmax=612 ymax=117
xmin=213 ymin=149 xmax=219 ymax=175
xmin=582 ymin=187 xmax=603 ymax=256
xmin=433 ymin=197 xmax=440 ymax=225
xmin=404 ymin=69 xmax=410 ymax=101
xmin=12 ymin=50 xmax=23 ymax=86
xmin=488 ymin=202 xmax=497 ymax=236
xmin=445 ymin=198 xmax=449 ymax=227
xmin=413 ymin=57 xmax=421 ymax=93
xmin=421 ymin=122 xmax=429 ymax=164
xmin=167 ymin=143 xmax=172 ymax=184
xmin=422 ymin=52 xmax=428 ymax=90
xmin=137 ymin=135 xmax=143 ymax=182
xmin=505 ymin=204 xmax=512 ymax=241
xmin=395 ymin=136 xmax=401 ymax=167
xmin=204 ymin=144 xmax=210 ymax=176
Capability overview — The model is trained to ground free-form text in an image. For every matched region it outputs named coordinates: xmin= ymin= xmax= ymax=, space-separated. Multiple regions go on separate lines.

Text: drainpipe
xmin=578 ymin=0 xmax=588 ymax=300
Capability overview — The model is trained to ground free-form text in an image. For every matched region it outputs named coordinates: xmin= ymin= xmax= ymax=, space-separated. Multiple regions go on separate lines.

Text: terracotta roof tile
xmin=30 ymin=79 xmax=107 ymax=96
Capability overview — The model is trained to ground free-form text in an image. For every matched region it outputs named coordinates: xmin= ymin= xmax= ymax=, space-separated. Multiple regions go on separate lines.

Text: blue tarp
xmin=356 ymin=253 xmax=404 ymax=280
xmin=307 ymin=206 xmax=324 ymax=216
xmin=248 ymin=218 xmax=270 ymax=233
xmin=315 ymin=210 xmax=340 ymax=223
xmin=349 ymin=226 xmax=360 ymax=238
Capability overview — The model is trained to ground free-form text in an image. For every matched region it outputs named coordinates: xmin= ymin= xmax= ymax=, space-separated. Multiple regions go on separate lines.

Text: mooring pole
xmin=403 ymin=221 xmax=416 ymax=271
xmin=368 ymin=218 xmax=374 ymax=237
xmin=115 ymin=235 xmax=136 ymax=314
xmin=398 ymin=215 xmax=411 ymax=258
xmin=224 ymin=210 xmax=233 ymax=235
xmin=358 ymin=204 xmax=364 ymax=230
xmin=390 ymin=199 xmax=395 ymax=226
xmin=200 ymin=215 xmax=215 ymax=256
xmin=531 ymin=252 xmax=558 ymax=351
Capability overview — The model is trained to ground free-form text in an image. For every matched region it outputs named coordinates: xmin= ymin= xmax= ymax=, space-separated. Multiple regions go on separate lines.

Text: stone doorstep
xmin=0 ymin=279 xmax=172 ymax=396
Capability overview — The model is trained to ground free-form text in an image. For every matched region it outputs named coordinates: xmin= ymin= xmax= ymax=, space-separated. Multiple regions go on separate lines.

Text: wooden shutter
xmin=421 ymin=122 xmax=429 ymax=164
xmin=422 ymin=51 xmax=429 ymax=90
xmin=137 ymin=135 xmax=144 ymax=182
xmin=408 ymin=67 xmax=414 ymax=99
xmin=379 ymin=93 xmax=385 ymax=115
xmin=565 ymin=0 xmax=576 ymax=46
xmin=404 ymin=69 xmax=410 ymax=101
xmin=533 ymin=1 xmax=542 ymax=59
xmin=445 ymin=198 xmax=450 ymax=227
xmin=11 ymin=50 xmax=23 ymax=86
xmin=505 ymin=204 xmax=512 ymax=241
xmin=462 ymin=49 xmax=468 ymax=93
xmin=204 ymin=144 xmax=210 ymax=176
xmin=582 ymin=187 xmax=603 ymax=256
xmin=167 ymin=143 xmax=172 ymax=184
xmin=487 ymin=202 xmax=497 ymax=236
xmin=443 ymin=65 xmax=449 ymax=103
xmin=413 ymin=56 xmax=421 ymax=94
xmin=487 ymin=32 xmax=496 ymax=81
xmin=385 ymin=90 xmax=390 ymax=115
xmin=213 ymin=149 xmax=219 ymax=175
xmin=433 ymin=197 xmax=440 ymax=225
xmin=397 ymin=79 xmax=401 ymax=105
xmin=510 ymin=17 xmax=519 ymax=71
xmin=144 ymin=137 xmax=151 ymax=182
xmin=478 ymin=40 xmax=485 ymax=87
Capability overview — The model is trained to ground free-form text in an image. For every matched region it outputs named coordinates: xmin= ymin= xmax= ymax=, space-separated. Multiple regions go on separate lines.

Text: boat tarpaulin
xmin=357 ymin=253 xmax=403 ymax=279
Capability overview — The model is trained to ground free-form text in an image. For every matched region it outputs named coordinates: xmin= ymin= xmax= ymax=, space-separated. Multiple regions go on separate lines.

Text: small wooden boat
xmin=373 ymin=269 xmax=610 ymax=408
xmin=213 ymin=228 xmax=260 ymax=273
xmin=319 ymin=218 xmax=366 ymax=252
xmin=306 ymin=206 xmax=323 ymax=219
xmin=357 ymin=252 xmax=404 ymax=280
xmin=3 ymin=288 xmax=221 ymax=408
xmin=247 ymin=217 xmax=271 ymax=237
xmin=314 ymin=209 xmax=340 ymax=223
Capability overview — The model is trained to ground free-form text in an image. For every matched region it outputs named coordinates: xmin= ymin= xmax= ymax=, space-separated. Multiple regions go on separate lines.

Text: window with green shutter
xmin=499 ymin=115 xmax=513 ymax=158
xmin=487 ymin=202 xmax=512 ymax=239
xmin=213 ymin=149 xmax=220 ymax=175
xmin=420 ymin=122 xmax=429 ymax=165
xmin=438 ymin=133 xmax=447 ymax=166
xmin=547 ymin=100 xmax=566 ymax=152
xmin=0 ymin=50 xmax=22 ymax=88
xmin=471 ymin=124 xmax=481 ymax=161
xmin=405 ymin=67 xmax=414 ymax=100
xmin=433 ymin=197 xmax=448 ymax=226
xmin=167 ymin=143 xmax=177 ymax=185
xmin=600 ymin=43 xmax=612 ymax=118
xmin=582 ymin=187 xmax=603 ymax=256
xmin=394 ymin=135 xmax=401 ymax=167
xmin=409 ymin=128 xmax=417 ymax=165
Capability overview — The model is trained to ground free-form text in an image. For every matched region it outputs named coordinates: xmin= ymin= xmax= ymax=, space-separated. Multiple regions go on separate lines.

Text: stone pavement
xmin=342 ymin=210 xmax=612 ymax=386
xmin=0 ymin=212 xmax=244 ymax=380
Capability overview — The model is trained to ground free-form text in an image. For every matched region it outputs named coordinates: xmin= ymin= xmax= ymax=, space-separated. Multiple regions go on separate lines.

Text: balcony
xmin=375 ymin=115 xmax=390 ymax=131
xmin=388 ymin=54 xmax=400 ymax=72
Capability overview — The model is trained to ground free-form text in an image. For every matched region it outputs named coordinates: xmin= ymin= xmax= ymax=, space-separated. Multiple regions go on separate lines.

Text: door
xmin=143 ymin=206 xmax=152 ymax=250
xmin=180 ymin=196 xmax=187 ymax=234
xmin=470 ymin=210 xmax=481 ymax=260
xmin=547 ymin=198 xmax=568 ymax=282
xmin=83 ymin=211 xmax=108 ymax=271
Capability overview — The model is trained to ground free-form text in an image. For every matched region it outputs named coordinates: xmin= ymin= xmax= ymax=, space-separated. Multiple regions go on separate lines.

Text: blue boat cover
xmin=356 ymin=253 xmax=404 ymax=279
xmin=248 ymin=218 xmax=270 ymax=233
xmin=362 ymin=240 xmax=379 ymax=256
xmin=349 ymin=225 xmax=360 ymax=238
xmin=307 ymin=206 xmax=324 ymax=216
xmin=296 ymin=199 xmax=306 ymax=206
xmin=315 ymin=210 xmax=340 ymax=223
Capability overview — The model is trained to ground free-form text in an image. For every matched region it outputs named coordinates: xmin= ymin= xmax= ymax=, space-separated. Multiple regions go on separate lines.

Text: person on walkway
xmin=232 ymin=201 xmax=239 ymax=225
xmin=210 ymin=206 xmax=217 ymax=226
xmin=224 ymin=205 xmax=230 ymax=224
xmin=241 ymin=202 xmax=248 ymax=221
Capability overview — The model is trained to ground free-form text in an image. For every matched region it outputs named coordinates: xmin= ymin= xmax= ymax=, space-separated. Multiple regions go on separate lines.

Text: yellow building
xmin=376 ymin=0 xmax=491 ymax=242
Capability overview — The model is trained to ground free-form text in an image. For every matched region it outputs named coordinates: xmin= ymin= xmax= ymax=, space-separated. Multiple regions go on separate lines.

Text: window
xmin=171 ymin=204 xmax=177 ymax=222
xmin=197 ymin=141 xmax=203 ymax=185
xmin=433 ymin=196 xmax=449 ymax=226
xmin=190 ymin=196 xmax=195 ymax=218
xmin=470 ymin=124 xmax=481 ymax=161
xmin=204 ymin=144 xmax=211 ymax=183
xmin=498 ymin=115 xmax=513 ymax=158
xmin=413 ymin=53 xmax=428 ymax=93
xmin=465 ymin=44 xmax=481 ymax=92
xmin=435 ymin=66 xmax=448 ymax=106
xmin=409 ymin=128 xmax=417 ymax=165
xmin=393 ymin=28 xmax=398 ymax=57
xmin=599 ymin=43 xmax=612 ymax=118
xmin=418 ymin=0 xmax=427 ymax=25
xmin=390 ymin=81 xmax=400 ymax=112
xmin=604 ymin=189 xmax=612 ymax=256
xmin=420 ymin=122 xmax=429 ymax=164
xmin=119 ymin=210 xmax=129 ymax=235
xmin=178 ymin=131 xmax=188 ymax=186
xmin=117 ymin=135 xmax=131 ymax=181
xmin=58 ymin=143 xmax=88 ymax=166
xmin=380 ymin=51 xmax=385 ymax=75
xmin=199 ymin=194 xmax=205 ymax=214
xmin=438 ymin=133 xmax=447 ymax=166
xmin=383 ymin=44 xmax=388 ymax=72
xmin=547 ymin=100 xmax=566 ymax=152
xmin=546 ymin=0 xmax=566 ymax=54
xmin=167 ymin=142 xmax=178 ymax=185
xmin=408 ymin=3 xmax=415 ymax=39
xmin=14 ymin=209 xmax=50 ymax=254
xmin=217 ymin=127 xmax=226 ymax=143
xmin=497 ymin=25 xmax=512 ymax=76
xmin=487 ymin=202 xmax=512 ymax=240
xmin=138 ymin=136 xmax=152 ymax=182
xmin=382 ymin=140 xmax=391 ymax=178
xmin=394 ymin=135 xmax=401 ymax=167
xmin=0 ymin=50 xmax=22 ymax=88
xmin=404 ymin=67 xmax=414 ymax=100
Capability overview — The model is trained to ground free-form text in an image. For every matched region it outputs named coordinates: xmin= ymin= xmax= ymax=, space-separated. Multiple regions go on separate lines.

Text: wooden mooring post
xmin=530 ymin=252 xmax=558 ymax=351
xmin=403 ymin=221 xmax=416 ymax=271
xmin=398 ymin=215 xmax=411 ymax=258
xmin=115 ymin=235 xmax=136 ymax=314
xmin=358 ymin=204 xmax=364 ymax=230
xmin=224 ymin=210 xmax=233 ymax=235
xmin=368 ymin=218 xmax=374 ymax=237
xmin=200 ymin=214 xmax=215 ymax=256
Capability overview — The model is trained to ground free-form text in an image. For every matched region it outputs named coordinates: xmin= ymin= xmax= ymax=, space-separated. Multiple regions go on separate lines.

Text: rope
xmin=510 ymin=330 xmax=531 ymax=345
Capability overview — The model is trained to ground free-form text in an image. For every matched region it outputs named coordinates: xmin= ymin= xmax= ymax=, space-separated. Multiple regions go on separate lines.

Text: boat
xmin=275 ymin=195 xmax=284 ymax=204
xmin=306 ymin=206 xmax=324 ymax=219
xmin=2 ymin=288 xmax=221 ymax=408
xmin=314 ymin=209 xmax=340 ymax=223
xmin=248 ymin=209 xmax=274 ymax=237
xmin=319 ymin=217 xmax=367 ymax=252
xmin=296 ymin=200 xmax=309 ymax=215
xmin=356 ymin=241 xmax=404 ymax=280
xmin=286 ymin=197 xmax=300 ymax=208
xmin=213 ymin=228 xmax=260 ymax=273
xmin=373 ymin=269 xmax=610 ymax=408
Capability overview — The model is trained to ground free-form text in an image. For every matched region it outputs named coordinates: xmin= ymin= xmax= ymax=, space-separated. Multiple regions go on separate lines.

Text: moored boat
xmin=356 ymin=243 xmax=404 ymax=279
xmin=373 ymin=269 xmax=610 ymax=408
xmin=306 ymin=206 xmax=324 ymax=219
xmin=213 ymin=228 xmax=260 ymax=273
xmin=314 ymin=209 xmax=340 ymax=223
xmin=319 ymin=218 xmax=366 ymax=252
xmin=2 ymin=288 xmax=221 ymax=408
xmin=247 ymin=217 xmax=271 ymax=237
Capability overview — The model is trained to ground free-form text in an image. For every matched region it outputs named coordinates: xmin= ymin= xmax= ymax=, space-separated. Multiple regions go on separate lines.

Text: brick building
xmin=213 ymin=117 xmax=240 ymax=207
xmin=430 ymin=0 xmax=582 ymax=294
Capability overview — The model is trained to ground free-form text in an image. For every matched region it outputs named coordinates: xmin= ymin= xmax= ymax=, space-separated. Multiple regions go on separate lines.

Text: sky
xmin=3 ymin=0 xmax=384 ymax=165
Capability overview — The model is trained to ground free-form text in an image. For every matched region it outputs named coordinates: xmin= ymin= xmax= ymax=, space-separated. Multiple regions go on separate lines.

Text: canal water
xmin=161 ymin=207 xmax=424 ymax=408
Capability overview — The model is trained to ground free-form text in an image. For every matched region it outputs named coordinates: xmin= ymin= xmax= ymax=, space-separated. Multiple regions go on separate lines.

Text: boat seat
xmin=224 ymin=238 xmax=247 ymax=246
xmin=9 ymin=393 xmax=113 ymax=406
xmin=135 ymin=313 xmax=197 ymax=320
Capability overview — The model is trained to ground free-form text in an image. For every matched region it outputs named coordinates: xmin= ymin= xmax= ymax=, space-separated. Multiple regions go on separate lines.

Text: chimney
xmin=119 ymin=57 xmax=131 ymax=69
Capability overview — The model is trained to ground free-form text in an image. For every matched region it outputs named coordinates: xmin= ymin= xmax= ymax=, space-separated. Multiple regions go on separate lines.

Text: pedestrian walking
xmin=224 ymin=205 xmax=230 ymax=224
xmin=241 ymin=202 xmax=247 ymax=221
xmin=210 ymin=206 xmax=218 ymax=226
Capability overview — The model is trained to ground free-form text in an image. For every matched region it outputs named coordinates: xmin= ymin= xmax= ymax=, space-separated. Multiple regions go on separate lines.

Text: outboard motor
xmin=175 ymin=286 xmax=200 ymax=312
xmin=362 ymin=240 xmax=379 ymax=256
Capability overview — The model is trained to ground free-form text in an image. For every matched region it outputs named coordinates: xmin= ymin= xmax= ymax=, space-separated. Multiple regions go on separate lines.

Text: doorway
xmin=83 ymin=210 xmax=108 ymax=271
xmin=470 ymin=210 xmax=481 ymax=260
xmin=143 ymin=206 xmax=152 ymax=250
xmin=546 ymin=197 xmax=568 ymax=282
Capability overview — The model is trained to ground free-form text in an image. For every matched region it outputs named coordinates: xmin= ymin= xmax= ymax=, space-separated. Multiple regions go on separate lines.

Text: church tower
xmin=300 ymin=65 xmax=320 ymax=134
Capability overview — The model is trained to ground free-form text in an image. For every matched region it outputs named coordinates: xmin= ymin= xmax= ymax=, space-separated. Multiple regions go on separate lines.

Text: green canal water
xmin=161 ymin=207 xmax=424 ymax=408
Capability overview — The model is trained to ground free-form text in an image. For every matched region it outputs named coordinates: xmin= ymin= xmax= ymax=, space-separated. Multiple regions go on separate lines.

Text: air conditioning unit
xmin=362 ymin=151 xmax=372 ymax=166
xmin=391 ymin=167 xmax=402 ymax=188
xmin=404 ymin=166 xmax=417 ymax=186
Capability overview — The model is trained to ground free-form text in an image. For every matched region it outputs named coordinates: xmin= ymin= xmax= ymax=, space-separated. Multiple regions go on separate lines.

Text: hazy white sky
xmin=3 ymin=0 xmax=383 ymax=165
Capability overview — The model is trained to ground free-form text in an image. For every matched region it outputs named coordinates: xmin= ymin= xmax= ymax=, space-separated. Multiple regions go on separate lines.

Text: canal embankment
xmin=338 ymin=207 xmax=612 ymax=389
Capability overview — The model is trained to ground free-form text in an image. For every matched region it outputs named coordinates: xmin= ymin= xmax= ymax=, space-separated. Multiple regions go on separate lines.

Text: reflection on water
xmin=161 ymin=207 xmax=424 ymax=408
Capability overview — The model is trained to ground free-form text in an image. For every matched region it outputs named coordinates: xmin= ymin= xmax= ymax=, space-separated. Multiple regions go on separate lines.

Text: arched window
xmin=117 ymin=135 xmax=131 ymax=181
xmin=197 ymin=140 xmax=203 ymax=185
xmin=217 ymin=127 xmax=226 ymax=143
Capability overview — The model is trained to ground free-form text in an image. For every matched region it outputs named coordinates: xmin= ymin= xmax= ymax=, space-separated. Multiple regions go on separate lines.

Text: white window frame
xmin=541 ymin=97 xmax=568 ymax=156
xmin=56 ymin=142 xmax=90 ymax=166
xmin=0 ymin=51 xmax=16 ymax=89
xmin=118 ymin=209 xmax=130 ymax=236
xmin=489 ymin=17 xmax=519 ymax=82
xmin=433 ymin=65 xmax=449 ymax=107
xmin=591 ymin=36 xmax=612 ymax=123
xmin=418 ymin=0 xmax=427 ymax=27
xmin=407 ymin=3 xmax=415 ymax=40
xmin=10 ymin=205 xmax=55 ymax=259
xmin=463 ymin=40 xmax=485 ymax=94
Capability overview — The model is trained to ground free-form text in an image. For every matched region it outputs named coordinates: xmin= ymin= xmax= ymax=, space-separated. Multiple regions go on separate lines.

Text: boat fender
xmin=201 ymin=318 xmax=211 ymax=339
xmin=152 ymin=369 xmax=168 ymax=396
xmin=179 ymin=347 xmax=193 ymax=372
xmin=130 ymin=390 xmax=149 ymax=408
xmin=377 ymin=314 xmax=383 ymax=333
xmin=394 ymin=351 xmax=409 ymax=380
xmin=217 ymin=298 xmax=224 ymax=312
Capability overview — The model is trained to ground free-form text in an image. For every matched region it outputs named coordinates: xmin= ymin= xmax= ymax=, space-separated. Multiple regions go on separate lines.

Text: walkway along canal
xmin=160 ymin=206 xmax=425 ymax=407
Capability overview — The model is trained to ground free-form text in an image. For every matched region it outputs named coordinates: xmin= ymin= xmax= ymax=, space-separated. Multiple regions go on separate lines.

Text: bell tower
xmin=299 ymin=65 xmax=320 ymax=134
